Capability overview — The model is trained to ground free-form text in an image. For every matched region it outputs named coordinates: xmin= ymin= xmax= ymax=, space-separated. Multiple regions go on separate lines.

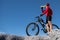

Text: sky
xmin=0 ymin=0 xmax=60 ymax=36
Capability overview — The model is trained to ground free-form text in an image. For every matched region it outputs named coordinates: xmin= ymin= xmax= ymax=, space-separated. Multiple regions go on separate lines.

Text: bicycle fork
xmin=32 ymin=22 xmax=38 ymax=31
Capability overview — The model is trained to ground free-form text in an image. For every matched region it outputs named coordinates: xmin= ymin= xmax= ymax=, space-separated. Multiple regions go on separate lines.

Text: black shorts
xmin=46 ymin=16 xmax=52 ymax=24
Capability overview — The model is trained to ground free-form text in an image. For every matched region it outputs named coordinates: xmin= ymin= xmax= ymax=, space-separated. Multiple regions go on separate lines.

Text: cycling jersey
xmin=42 ymin=6 xmax=52 ymax=16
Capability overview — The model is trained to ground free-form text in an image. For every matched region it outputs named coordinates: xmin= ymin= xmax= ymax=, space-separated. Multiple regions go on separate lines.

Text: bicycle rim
xmin=52 ymin=24 xmax=60 ymax=30
xmin=26 ymin=22 xmax=39 ymax=36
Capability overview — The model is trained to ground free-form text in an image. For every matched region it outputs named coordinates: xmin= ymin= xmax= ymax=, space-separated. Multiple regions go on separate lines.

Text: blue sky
xmin=0 ymin=0 xmax=60 ymax=36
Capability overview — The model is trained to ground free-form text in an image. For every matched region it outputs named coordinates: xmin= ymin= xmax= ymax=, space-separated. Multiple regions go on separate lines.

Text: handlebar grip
xmin=40 ymin=14 xmax=43 ymax=16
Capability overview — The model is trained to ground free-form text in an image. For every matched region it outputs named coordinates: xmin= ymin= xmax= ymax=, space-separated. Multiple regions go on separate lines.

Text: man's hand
xmin=41 ymin=7 xmax=43 ymax=10
xmin=40 ymin=14 xmax=44 ymax=16
xmin=40 ymin=5 xmax=46 ymax=11
xmin=40 ymin=7 xmax=43 ymax=11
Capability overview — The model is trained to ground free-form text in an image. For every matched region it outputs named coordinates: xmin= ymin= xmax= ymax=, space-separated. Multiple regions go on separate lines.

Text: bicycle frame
xmin=26 ymin=15 xmax=59 ymax=36
xmin=35 ymin=16 xmax=48 ymax=33
xmin=35 ymin=16 xmax=46 ymax=28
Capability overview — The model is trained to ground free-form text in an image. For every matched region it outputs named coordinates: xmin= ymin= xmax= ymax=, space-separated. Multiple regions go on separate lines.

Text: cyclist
xmin=40 ymin=3 xmax=53 ymax=32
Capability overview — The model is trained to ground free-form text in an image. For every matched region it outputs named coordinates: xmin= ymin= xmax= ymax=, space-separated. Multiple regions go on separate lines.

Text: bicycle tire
xmin=26 ymin=22 xmax=39 ymax=36
xmin=52 ymin=24 xmax=60 ymax=29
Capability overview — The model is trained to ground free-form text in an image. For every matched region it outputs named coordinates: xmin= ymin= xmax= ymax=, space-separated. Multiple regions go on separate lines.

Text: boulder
xmin=0 ymin=29 xmax=60 ymax=40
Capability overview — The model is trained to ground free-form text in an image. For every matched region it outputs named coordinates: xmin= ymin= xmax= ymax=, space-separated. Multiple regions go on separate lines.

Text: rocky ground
xmin=0 ymin=29 xmax=60 ymax=40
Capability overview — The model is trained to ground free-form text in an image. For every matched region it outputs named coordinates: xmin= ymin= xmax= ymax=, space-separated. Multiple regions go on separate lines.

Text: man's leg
xmin=46 ymin=23 xmax=50 ymax=32
xmin=46 ymin=17 xmax=50 ymax=32
xmin=48 ymin=21 xmax=52 ymax=32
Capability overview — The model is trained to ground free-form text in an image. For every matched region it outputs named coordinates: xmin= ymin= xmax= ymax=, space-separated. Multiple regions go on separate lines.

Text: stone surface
xmin=47 ymin=29 xmax=60 ymax=40
xmin=0 ymin=29 xmax=60 ymax=40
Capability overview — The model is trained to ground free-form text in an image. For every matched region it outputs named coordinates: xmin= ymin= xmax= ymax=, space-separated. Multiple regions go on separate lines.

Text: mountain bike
xmin=26 ymin=15 xmax=60 ymax=36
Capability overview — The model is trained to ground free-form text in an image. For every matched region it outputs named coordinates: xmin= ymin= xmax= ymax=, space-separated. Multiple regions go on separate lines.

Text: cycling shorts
xmin=46 ymin=16 xmax=52 ymax=24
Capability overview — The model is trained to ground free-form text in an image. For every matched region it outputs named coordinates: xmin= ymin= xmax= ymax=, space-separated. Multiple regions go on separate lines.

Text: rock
xmin=0 ymin=29 xmax=60 ymax=40
xmin=24 ymin=36 xmax=50 ymax=40
xmin=0 ymin=34 xmax=24 ymax=40
xmin=47 ymin=29 xmax=60 ymax=40
xmin=24 ymin=29 xmax=60 ymax=40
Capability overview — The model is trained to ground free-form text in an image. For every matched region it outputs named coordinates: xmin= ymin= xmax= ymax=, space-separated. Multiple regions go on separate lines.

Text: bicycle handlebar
xmin=35 ymin=15 xmax=43 ymax=21
xmin=35 ymin=15 xmax=42 ymax=18
xmin=35 ymin=14 xmax=46 ymax=24
xmin=35 ymin=16 xmax=40 ymax=18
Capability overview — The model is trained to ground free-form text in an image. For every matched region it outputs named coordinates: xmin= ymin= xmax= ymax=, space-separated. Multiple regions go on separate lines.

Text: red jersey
xmin=42 ymin=6 xmax=52 ymax=16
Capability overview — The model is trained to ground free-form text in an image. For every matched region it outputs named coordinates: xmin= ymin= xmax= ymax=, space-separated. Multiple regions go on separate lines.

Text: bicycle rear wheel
xmin=26 ymin=22 xmax=39 ymax=36
xmin=52 ymin=24 xmax=60 ymax=29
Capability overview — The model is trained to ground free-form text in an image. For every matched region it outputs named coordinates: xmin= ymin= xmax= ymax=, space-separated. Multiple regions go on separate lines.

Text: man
xmin=40 ymin=3 xmax=53 ymax=32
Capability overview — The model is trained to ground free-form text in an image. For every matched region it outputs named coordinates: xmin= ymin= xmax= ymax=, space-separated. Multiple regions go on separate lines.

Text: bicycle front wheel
xmin=26 ymin=22 xmax=39 ymax=36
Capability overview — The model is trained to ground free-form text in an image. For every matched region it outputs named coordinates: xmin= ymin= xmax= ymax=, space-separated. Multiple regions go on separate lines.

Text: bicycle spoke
xmin=26 ymin=23 xmax=39 ymax=36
